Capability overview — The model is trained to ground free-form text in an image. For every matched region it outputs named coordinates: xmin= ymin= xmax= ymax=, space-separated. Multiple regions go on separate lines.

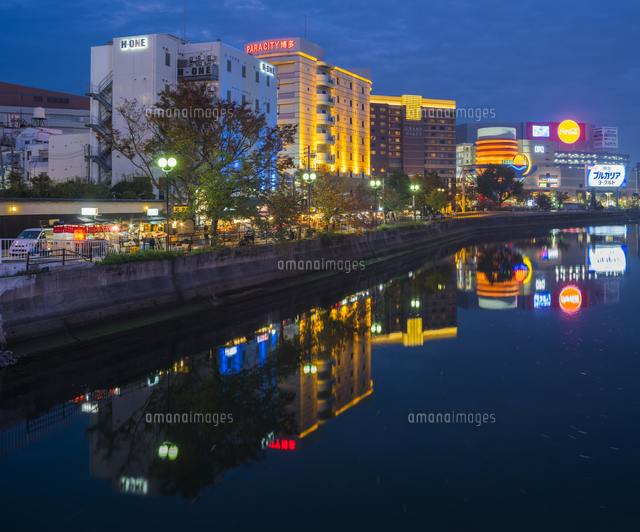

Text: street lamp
xmin=302 ymin=172 xmax=316 ymax=231
xmin=410 ymin=184 xmax=420 ymax=221
xmin=158 ymin=156 xmax=177 ymax=250
xmin=370 ymin=179 xmax=382 ymax=227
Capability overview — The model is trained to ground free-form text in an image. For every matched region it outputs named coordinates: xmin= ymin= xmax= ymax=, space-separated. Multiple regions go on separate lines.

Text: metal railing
xmin=0 ymin=239 xmax=112 ymax=266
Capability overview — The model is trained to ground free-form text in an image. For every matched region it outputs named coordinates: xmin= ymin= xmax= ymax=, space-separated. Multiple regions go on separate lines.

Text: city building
xmin=0 ymin=82 xmax=91 ymax=186
xmin=456 ymin=143 xmax=475 ymax=177
xmin=245 ymin=38 xmax=372 ymax=177
xmin=0 ymin=81 xmax=90 ymax=134
xmin=88 ymin=34 xmax=278 ymax=185
xmin=370 ymin=95 xmax=456 ymax=184
xmin=457 ymin=120 xmax=635 ymax=203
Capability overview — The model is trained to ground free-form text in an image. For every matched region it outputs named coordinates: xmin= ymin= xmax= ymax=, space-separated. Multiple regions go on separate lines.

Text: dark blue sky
xmin=2 ymin=0 xmax=638 ymax=163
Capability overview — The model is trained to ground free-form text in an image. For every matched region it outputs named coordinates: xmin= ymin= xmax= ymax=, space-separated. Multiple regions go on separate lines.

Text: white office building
xmin=88 ymin=34 xmax=278 ymax=185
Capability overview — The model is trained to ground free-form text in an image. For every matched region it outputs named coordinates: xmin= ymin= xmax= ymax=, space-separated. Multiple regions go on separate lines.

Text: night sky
xmin=2 ymin=0 xmax=638 ymax=164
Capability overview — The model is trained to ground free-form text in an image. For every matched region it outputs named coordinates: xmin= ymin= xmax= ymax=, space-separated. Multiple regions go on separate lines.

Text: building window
xmin=349 ymin=135 xmax=352 ymax=142
xmin=266 ymin=102 xmax=270 ymax=113
xmin=350 ymin=153 xmax=353 ymax=160
xmin=350 ymin=99 xmax=352 ymax=107
xmin=242 ymin=66 xmax=246 ymax=77
xmin=337 ymin=151 xmax=340 ymax=159
xmin=227 ymin=60 xmax=232 ymax=72
xmin=361 ymin=103 xmax=365 ymax=110
xmin=165 ymin=52 xmax=171 ymax=67
xmin=361 ymin=138 xmax=364 ymax=145
xmin=350 ymin=82 xmax=353 ymax=89
xmin=227 ymin=90 xmax=231 ymax=101
xmin=362 ymin=87 xmax=364 ymax=94
xmin=242 ymin=95 xmax=246 ymax=104
xmin=255 ymin=71 xmax=260 ymax=82
xmin=266 ymin=76 xmax=270 ymax=87
xmin=361 ymin=120 xmax=364 ymax=127
xmin=362 ymin=154 xmax=365 ymax=162
xmin=337 ymin=115 xmax=340 ymax=121
xmin=371 ymin=136 xmax=376 ymax=141
xmin=165 ymin=84 xmax=170 ymax=92
xmin=349 ymin=118 xmax=353 ymax=124
xmin=255 ymin=100 xmax=259 ymax=111
xmin=371 ymin=151 xmax=377 ymax=155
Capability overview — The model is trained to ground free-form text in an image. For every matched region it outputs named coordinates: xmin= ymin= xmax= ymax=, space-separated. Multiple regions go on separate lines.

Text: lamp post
xmin=302 ymin=172 xmax=316 ymax=231
xmin=370 ymin=179 xmax=381 ymax=227
xmin=410 ymin=184 xmax=420 ymax=221
xmin=158 ymin=157 xmax=176 ymax=250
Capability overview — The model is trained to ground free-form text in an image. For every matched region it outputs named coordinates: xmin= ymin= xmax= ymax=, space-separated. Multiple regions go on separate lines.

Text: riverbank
xmin=0 ymin=211 xmax=631 ymax=347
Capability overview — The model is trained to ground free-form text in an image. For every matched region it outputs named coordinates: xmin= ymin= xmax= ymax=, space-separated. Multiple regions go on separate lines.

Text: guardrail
xmin=0 ymin=239 xmax=112 ymax=266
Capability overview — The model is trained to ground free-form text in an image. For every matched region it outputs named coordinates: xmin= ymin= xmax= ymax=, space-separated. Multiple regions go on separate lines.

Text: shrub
xmin=97 ymin=249 xmax=185 ymax=266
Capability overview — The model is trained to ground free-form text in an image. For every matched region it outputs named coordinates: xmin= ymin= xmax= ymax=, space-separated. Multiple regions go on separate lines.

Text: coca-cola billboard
xmin=526 ymin=122 xmax=586 ymax=143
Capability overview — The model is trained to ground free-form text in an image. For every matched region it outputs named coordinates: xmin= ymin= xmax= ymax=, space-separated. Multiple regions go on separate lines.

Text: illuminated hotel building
xmin=245 ymin=38 xmax=372 ymax=177
xmin=369 ymin=95 xmax=456 ymax=183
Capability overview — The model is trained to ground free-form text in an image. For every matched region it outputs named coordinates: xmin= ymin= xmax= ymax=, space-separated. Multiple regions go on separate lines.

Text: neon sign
xmin=267 ymin=438 xmax=296 ymax=450
xmin=559 ymin=286 xmax=582 ymax=312
xmin=120 ymin=38 xmax=147 ymax=50
xmin=246 ymin=40 xmax=295 ymax=54
xmin=532 ymin=125 xmax=549 ymax=138
xmin=586 ymin=165 xmax=626 ymax=187
xmin=514 ymin=263 xmax=528 ymax=283
xmin=533 ymin=293 xmax=551 ymax=309
xmin=557 ymin=120 xmax=580 ymax=144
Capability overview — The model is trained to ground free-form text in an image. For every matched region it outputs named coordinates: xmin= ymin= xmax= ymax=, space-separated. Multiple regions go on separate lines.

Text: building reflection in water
xmin=370 ymin=260 xmax=458 ymax=347
xmin=455 ymin=225 xmax=633 ymax=312
xmin=85 ymin=291 xmax=375 ymax=497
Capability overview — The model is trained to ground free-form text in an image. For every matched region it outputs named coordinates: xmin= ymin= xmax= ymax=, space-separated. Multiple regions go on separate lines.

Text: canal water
xmin=1 ymin=224 xmax=638 ymax=531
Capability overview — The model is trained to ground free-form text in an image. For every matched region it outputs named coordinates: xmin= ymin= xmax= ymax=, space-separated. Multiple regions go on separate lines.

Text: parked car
xmin=9 ymin=228 xmax=53 ymax=257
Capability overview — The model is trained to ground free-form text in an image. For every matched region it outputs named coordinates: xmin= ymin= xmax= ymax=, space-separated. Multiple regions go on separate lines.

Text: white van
xmin=9 ymin=228 xmax=53 ymax=257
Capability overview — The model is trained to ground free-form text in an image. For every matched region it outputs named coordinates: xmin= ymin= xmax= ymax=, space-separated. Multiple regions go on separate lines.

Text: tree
xmin=312 ymin=173 xmax=350 ymax=230
xmin=111 ymin=174 xmax=156 ymax=200
xmin=380 ymin=188 xmax=406 ymax=222
xmin=475 ymin=165 xmax=523 ymax=208
xmin=253 ymin=179 xmax=305 ymax=244
xmin=536 ymin=192 xmax=551 ymax=211
xmin=589 ymin=188 xmax=598 ymax=210
xmin=425 ymin=189 xmax=448 ymax=213
xmin=111 ymin=82 xmax=297 ymax=237
xmin=553 ymin=190 xmax=570 ymax=208
xmin=631 ymin=193 xmax=639 ymax=208
xmin=386 ymin=169 xmax=411 ymax=198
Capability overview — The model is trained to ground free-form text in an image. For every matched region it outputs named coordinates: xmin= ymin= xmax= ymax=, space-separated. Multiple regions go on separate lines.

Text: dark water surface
xmin=1 ymin=224 xmax=638 ymax=532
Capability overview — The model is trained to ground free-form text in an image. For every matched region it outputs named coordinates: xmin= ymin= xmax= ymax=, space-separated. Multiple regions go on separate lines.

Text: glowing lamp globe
xmin=158 ymin=444 xmax=169 ymax=458
xmin=168 ymin=445 xmax=178 ymax=460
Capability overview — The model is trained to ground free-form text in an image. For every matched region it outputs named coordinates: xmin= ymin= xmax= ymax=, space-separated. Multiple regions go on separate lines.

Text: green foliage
xmin=98 ymin=249 xmax=185 ymax=266
xmin=475 ymin=165 xmax=523 ymax=207
xmin=536 ymin=192 xmax=551 ymax=211
xmin=111 ymin=174 xmax=156 ymax=200
xmin=253 ymin=178 xmax=305 ymax=243
xmin=317 ymin=230 xmax=337 ymax=246
xmin=0 ymin=176 xmax=111 ymax=199
xmin=425 ymin=189 xmax=448 ymax=212
xmin=553 ymin=190 xmax=570 ymax=206
xmin=386 ymin=169 xmax=411 ymax=198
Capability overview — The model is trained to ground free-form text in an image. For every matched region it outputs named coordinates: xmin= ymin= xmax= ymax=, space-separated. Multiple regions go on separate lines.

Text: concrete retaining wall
xmin=0 ymin=212 xmax=628 ymax=344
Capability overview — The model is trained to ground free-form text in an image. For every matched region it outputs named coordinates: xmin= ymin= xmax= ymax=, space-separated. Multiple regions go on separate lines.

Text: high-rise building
xmin=88 ymin=34 xmax=277 ymax=184
xmin=245 ymin=38 xmax=372 ymax=177
xmin=369 ymin=95 xmax=456 ymax=183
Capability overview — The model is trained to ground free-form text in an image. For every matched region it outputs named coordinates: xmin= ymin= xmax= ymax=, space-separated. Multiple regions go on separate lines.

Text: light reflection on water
xmin=0 ymin=224 xmax=638 ymax=531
